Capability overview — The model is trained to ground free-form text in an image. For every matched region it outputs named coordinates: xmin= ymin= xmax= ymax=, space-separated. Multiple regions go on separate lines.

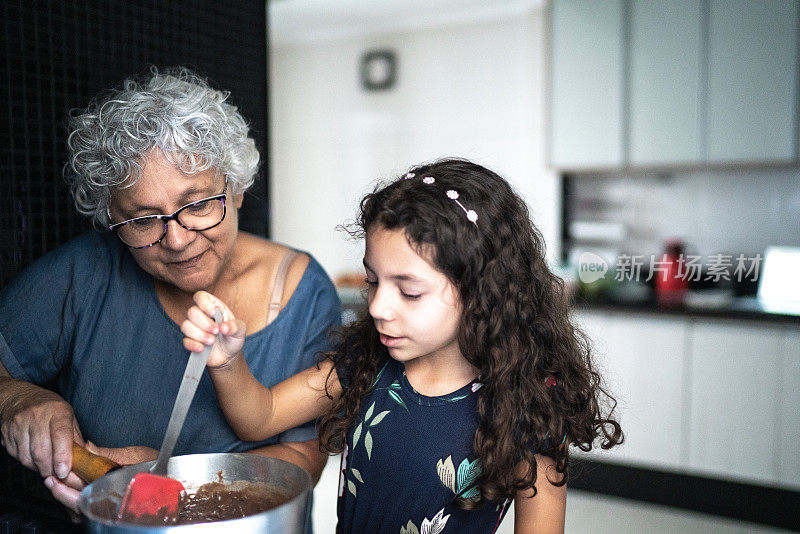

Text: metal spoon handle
xmin=151 ymin=309 xmax=223 ymax=476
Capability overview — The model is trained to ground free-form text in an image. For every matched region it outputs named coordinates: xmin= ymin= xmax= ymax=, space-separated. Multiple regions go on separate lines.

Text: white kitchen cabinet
xmin=550 ymin=0 xmax=624 ymax=169
xmin=550 ymin=0 xmax=800 ymax=168
xmin=779 ymin=327 xmax=800 ymax=489
xmin=687 ymin=320 xmax=785 ymax=485
xmin=572 ymin=311 xmax=688 ymax=470
xmin=706 ymin=0 xmax=798 ymax=163
xmin=629 ymin=0 xmax=702 ymax=165
xmin=573 ymin=309 xmax=799 ymax=491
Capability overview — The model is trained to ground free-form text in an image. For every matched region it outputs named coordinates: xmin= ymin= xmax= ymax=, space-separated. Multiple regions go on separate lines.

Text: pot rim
xmin=77 ymin=452 xmax=313 ymax=530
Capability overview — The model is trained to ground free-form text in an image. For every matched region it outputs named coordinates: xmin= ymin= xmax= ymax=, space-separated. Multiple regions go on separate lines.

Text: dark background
xmin=0 ymin=0 xmax=270 ymax=288
xmin=0 ymin=1 xmax=268 ymax=528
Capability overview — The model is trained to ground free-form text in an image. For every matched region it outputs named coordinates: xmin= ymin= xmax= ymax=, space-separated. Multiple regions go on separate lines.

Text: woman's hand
xmin=181 ymin=290 xmax=247 ymax=368
xmin=0 ymin=375 xmax=82 ymax=480
xmin=85 ymin=443 xmax=159 ymax=465
xmin=45 ymin=442 xmax=158 ymax=516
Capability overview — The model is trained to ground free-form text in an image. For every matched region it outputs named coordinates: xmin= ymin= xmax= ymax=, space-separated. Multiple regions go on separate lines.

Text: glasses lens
xmin=112 ymin=196 xmax=226 ymax=249
xmin=176 ymin=197 xmax=226 ymax=231
xmin=116 ymin=217 xmax=166 ymax=248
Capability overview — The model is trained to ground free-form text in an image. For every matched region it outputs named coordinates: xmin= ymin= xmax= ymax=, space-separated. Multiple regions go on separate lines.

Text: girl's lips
xmin=379 ymin=333 xmax=404 ymax=347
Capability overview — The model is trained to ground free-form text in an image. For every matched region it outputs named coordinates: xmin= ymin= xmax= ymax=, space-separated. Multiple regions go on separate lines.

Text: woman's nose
xmin=368 ymin=286 xmax=395 ymax=321
xmin=160 ymin=219 xmax=195 ymax=250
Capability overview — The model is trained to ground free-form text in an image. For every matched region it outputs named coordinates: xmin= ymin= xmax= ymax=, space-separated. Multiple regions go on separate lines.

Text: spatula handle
xmin=151 ymin=309 xmax=223 ymax=476
xmin=71 ymin=442 xmax=120 ymax=483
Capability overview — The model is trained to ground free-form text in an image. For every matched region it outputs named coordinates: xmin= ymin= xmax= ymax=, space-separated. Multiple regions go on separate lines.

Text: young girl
xmin=181 ymin=158 xmax=622 ymax=533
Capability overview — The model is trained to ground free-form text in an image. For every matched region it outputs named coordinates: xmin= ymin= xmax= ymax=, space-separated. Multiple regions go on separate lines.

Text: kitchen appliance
xmin=758 ymin=246 xmax=800 ymax=305
xmin=78 ymin=453 xmax=312 ymax=534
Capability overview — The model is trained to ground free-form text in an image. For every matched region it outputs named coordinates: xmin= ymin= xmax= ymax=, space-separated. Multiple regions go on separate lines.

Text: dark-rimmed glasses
xmin=108 ymin=178 xmax=228 ymax=249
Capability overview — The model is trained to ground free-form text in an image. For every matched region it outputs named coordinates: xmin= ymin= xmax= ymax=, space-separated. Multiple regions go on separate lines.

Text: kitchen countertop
xmin=572 ymin=295 xmax=800 ymax=325
xmin=339 ymin=286 xmax=800 ymax=325
xmin=340 ymin=286 xmax=800 ymax=325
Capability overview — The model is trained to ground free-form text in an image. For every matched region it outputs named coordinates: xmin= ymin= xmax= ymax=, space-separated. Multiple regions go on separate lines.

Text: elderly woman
xmin=0 ymin=68 xmax=340 ymax=514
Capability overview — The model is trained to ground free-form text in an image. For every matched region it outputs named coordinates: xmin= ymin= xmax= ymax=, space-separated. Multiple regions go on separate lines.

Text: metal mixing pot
xmin=78 ymin=453 xmax=312 ymax=533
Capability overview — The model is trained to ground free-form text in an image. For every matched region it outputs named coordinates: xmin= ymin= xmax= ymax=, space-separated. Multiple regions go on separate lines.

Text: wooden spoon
xmin=70 ymin=442 xmax=120 ymax=483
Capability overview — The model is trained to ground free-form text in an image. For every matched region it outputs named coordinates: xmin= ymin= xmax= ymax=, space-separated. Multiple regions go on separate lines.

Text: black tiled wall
xmin=0 ymin=1 xmax=267 ymax=524
xmin=0 ymin=0 xmax=269 ymax=287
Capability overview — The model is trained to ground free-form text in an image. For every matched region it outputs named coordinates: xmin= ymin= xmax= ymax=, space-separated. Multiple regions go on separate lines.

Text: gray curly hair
xmin=66 ymin=67 xmax=260 ymax=227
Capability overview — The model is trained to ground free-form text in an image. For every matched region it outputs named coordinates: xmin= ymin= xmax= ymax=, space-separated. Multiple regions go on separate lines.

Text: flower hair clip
xmin=446 ymin=189 xmax=478 ymax=224
xmin=416 ymin=175 xmax=478 ymax=225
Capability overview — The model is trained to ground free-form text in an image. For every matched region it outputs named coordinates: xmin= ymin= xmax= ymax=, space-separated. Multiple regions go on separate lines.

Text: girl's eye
xmin=401 ymin=292 xmax=421 ymax=300
xmin=364 ymin=278 xmax=378 ymax=287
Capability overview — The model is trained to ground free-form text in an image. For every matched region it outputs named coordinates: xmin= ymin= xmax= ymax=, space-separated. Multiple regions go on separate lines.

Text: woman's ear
xmin=233 ymin=191 xmax=244 ymax=209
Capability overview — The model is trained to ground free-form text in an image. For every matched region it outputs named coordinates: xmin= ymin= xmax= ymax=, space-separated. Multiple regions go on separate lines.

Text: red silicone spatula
xmin=117 ymin=310 xmax=222 ymax=523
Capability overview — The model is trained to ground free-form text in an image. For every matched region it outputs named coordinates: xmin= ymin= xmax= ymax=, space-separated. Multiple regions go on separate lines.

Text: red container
xmin=655 ymin=239 xmax=689 ymax=306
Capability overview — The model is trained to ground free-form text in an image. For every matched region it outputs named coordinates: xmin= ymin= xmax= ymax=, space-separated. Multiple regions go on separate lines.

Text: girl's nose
xmin=368 ymin=286 xmax=395 ymax=322
xmin=160 ymin=219 xmax=195 ymax=250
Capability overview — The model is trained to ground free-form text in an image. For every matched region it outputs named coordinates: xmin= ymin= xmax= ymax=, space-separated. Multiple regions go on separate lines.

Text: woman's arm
xmin=0 ymin=361 xmax=83 ymax=480
xmin=182 ymin=291 xmax=342 ymax=442
xmin=513 ymin=454 xmax=566 ymax=534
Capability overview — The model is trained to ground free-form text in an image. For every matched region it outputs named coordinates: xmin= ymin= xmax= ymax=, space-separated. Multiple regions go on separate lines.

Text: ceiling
xmin=269 ymin=0 xmax=543 ymax=45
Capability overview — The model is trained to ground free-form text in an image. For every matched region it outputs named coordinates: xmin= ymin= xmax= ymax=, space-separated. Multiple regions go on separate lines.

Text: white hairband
xmin=403 ymin=173 xmax=478 ymax=225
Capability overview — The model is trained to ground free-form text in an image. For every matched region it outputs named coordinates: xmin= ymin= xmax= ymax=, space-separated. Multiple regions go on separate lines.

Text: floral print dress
xmin=334 ymin=356 xmax=512 ymax=533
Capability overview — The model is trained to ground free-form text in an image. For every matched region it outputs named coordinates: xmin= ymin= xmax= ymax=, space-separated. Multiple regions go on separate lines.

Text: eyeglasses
xmin=108 ymin=178 xmax=228 ymax=249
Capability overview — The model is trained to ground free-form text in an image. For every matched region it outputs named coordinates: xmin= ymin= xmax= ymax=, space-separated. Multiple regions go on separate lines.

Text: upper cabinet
xmin=706 ymin=0 xmax=798 ymax=163
xmin=629 ymin=0 xmax=702 ymax=165
xmin=550 ymin=0 xmax=624 ymax=168
xmin=549 ymin=0 xmax=800 ymax=170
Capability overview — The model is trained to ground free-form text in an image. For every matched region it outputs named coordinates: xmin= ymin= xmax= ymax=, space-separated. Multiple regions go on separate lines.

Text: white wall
xmin=270 ymin=8 xmax=554 ymax=531
xmin=268 ymin=5 xmax=558 ymax=280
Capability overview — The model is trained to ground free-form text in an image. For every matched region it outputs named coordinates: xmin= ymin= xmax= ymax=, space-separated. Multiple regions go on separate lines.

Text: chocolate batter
xmin=176 ymin=480 xmax=291 ymax=524
xmin=92 ymin=479 xmax=293 ymax=525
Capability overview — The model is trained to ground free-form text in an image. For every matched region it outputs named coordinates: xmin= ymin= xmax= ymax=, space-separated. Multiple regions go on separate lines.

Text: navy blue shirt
xmin=335 ymin=356 xmax=513 ymax=534
xmin=0 ymin=231 xmax=341 ymax=454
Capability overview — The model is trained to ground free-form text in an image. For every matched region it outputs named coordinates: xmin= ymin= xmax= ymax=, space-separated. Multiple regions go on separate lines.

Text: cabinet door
xmin=706 ymin=0 xmax=798 ymax=162
xmin=780 ymin=327 xmax=800 ymax=489
xmin=550 ymin=0 xmax=624 ymax=169
xmin=688 ymin=320 xmax=784 ymax=485
xmin=629 ymin=0 xmax=702 ymax=165
xmin=573 ymin=311 xmax=687 ymax=469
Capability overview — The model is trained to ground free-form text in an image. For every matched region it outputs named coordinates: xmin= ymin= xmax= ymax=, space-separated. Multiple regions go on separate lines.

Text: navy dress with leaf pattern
xmin=335 ymin=356 xmax=513 ymax=534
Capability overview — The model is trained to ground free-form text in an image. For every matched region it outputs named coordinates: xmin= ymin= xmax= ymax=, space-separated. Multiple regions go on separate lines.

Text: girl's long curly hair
xmin=318 ymin=158 xmax=622 ymax=506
